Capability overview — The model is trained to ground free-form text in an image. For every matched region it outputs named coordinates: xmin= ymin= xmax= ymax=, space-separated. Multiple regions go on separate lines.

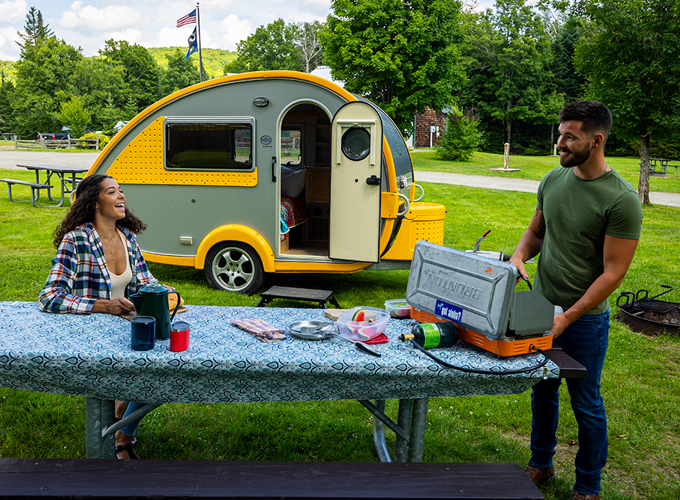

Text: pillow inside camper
xmin=281 ymin=166 xmax=306 ymax=198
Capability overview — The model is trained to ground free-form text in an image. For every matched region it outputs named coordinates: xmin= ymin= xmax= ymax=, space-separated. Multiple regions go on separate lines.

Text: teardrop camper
xmin=87 ymin=71 xmax=446 ymax=293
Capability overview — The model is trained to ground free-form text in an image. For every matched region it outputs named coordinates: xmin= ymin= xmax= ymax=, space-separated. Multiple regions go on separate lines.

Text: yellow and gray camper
xmin=87 ymin=71 xmax=445 ymax=293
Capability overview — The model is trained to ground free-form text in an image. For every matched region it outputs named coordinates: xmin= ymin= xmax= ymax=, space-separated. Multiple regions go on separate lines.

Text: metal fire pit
xmin=616 ymin=285 xmax=680 ymax=336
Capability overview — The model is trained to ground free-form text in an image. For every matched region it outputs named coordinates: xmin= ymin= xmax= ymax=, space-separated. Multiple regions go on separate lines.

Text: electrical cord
xmin=408 ymin=339 xmax=549 ymax=375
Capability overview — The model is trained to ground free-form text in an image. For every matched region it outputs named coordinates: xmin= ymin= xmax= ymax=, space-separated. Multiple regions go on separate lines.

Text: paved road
xmin=2 ymin=149 xmax=677 ymax=207
xmin=416 ymin=171 xmax=680 ymax=208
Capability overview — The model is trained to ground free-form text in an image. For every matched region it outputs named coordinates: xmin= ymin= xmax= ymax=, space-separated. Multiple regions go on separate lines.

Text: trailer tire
xmin=205 ymin=242 xmax=265 ymax=295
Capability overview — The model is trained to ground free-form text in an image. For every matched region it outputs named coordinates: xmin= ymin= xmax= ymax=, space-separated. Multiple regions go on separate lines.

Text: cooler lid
xmin=405 ymin=242 xmax=517 ymax=338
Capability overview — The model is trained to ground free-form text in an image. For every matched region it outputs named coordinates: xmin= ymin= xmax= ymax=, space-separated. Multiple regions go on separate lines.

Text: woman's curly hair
xmin=52 ymin=174 xmax=148 ymax=248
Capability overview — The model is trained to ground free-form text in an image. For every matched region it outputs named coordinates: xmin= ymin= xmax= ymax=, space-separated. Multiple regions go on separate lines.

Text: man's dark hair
xmin=559 ymin=100 xmax=613 ymax=139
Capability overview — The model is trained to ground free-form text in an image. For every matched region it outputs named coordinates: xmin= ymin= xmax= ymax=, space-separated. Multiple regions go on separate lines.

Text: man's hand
xmin=509 ymin=255 xmax=529 ymax=283
xmin=550 ymin=313 xmax=571 ymax=338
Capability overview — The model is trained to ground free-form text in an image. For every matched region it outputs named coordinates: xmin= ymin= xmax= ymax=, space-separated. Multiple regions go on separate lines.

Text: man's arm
xmin=551 ymin=235 xmax=639 ymax=337
xmin=509 ymin=209 xmax=546 ymax=280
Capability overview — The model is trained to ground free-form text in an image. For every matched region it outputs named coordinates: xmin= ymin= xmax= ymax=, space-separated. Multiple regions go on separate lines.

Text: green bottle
xmin=399 ymin=322 xmax=459 ymax=348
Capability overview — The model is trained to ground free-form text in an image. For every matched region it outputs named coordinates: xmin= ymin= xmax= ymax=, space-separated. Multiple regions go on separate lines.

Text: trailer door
xmin=329 ymin=101 xmax=383 ymax=262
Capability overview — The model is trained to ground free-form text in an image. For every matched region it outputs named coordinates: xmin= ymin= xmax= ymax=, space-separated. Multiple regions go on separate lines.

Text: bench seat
xmin=0 ymin=458 xmax=544 ymax=500
xmin=0 ymin=178 xmax=54 ymax=207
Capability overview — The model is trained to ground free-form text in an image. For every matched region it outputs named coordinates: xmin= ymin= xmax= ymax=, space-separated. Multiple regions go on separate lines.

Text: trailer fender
xmin=195 ymin=225 xmax=275 ymax=272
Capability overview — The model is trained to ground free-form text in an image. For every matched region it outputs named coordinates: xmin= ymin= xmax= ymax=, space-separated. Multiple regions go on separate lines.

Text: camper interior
xmin=279 ymin=103 xmax=332 ymax=258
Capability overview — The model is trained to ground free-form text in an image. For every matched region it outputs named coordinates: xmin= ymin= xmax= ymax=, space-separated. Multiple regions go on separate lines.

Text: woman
xmin=39 ymin=174 xmax=153 ymax=459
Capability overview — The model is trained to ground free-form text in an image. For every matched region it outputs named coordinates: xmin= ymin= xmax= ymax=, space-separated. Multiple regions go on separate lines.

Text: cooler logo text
xmin=435 ymin=300 xmax=463 ymax=323
xmin=422 ymin=269 xmax=483 ymax=299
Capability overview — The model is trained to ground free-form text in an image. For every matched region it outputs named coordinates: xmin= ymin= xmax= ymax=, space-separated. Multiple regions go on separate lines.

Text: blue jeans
xmin=120 ymin=402 xmax=145 ymax=437
xmin=529 ymin=311 xmax=610 ymax=495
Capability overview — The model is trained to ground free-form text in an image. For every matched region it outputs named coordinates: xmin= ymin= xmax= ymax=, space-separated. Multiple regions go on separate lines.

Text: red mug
xmin=170 ymin=321 xmax=190 ymax=352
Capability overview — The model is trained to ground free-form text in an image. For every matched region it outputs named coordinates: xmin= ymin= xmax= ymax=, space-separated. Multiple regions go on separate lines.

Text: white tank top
xmin=109 ymin=229 xmax=132 ymax=300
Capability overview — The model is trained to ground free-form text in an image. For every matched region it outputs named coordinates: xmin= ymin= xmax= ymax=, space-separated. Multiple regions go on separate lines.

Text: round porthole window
xmin=341 ymin=127 xmax=370 ymax=161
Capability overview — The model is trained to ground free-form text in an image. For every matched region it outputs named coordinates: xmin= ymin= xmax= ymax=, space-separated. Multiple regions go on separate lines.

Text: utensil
xmin=287 ymin=321 xmax=381 ymax=357
xmin=287 ymin=320 xmax=336 ymax=340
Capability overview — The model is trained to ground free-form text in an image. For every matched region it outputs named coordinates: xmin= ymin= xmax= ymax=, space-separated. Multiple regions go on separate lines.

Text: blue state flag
xmin=185 ymin=27 xmax=198 ymax=61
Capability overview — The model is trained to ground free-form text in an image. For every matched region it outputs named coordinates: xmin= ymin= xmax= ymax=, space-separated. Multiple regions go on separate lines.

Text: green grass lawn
xmin=411 ymin=150 xmax=680 ymax=194
xmin=0 ymin=168 xmax=679 ymax=499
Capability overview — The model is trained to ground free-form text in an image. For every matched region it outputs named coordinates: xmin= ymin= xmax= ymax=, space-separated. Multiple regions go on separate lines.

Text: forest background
xmin=0 ymin=0 xmax=678 ymax=163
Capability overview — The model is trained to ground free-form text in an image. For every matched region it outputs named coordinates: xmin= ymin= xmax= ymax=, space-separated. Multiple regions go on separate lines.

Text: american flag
xmin=177 ymin=9 xmax=196 ymax=27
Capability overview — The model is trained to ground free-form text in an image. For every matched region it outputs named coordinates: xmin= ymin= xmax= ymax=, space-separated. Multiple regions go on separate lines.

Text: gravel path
xmin=0 ymin=150 xmax=100 ymax=170
xmin=2 ymin=149 xmax=677 ymax=207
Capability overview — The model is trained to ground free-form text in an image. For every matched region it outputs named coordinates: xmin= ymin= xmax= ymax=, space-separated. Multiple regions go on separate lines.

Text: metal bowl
xmin=286 ymin=320 xmax=337 ymax=340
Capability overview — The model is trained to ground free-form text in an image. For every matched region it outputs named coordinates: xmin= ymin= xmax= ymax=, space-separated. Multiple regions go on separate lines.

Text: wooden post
xmin=504 ymin=143 xmax=510 ymax=169
xmin=96 ymin=133 xmax=99 ymax=151
xmin=14 ymin=136 xmax=17 ymax=149
xmin=553 ymin=143 xmax=558 ymax=156
xmin=40 ymin=136 xmax=45 ymax=149
xmin=67 ymin=136 xmax=71 ymax=149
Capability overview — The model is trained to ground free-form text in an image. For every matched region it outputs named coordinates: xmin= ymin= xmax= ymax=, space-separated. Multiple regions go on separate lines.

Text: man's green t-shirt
xmin=535 ymin=167 xmax=643 ymax=315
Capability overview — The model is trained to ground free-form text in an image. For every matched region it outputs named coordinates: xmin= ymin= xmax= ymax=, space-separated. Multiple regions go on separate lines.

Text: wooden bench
xmin=0 ymin=178 xmax=54 ymax=207
xmin=0 ymin=458 xmax=544 ymax=500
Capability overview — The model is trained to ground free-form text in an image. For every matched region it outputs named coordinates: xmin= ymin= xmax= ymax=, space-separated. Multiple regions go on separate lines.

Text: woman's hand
xmin=92 ymin=297 xmax=136 ymax=315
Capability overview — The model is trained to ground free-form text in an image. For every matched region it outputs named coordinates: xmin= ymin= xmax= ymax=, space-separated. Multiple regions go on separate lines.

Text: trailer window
xmin=165 ymin=122 xmax=253 ymax=170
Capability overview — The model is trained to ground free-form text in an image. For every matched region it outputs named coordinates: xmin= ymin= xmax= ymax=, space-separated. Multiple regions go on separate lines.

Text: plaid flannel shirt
xmin=39 ymin=223 xmax=154 ymax=314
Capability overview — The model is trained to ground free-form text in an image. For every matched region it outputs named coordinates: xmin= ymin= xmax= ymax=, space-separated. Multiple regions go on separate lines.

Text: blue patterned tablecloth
xmin=0 ymin=302 xmax=558 ymax=404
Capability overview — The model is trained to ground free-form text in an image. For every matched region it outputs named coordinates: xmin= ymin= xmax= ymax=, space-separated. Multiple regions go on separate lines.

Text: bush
xmin=77 ymin=132 xmax=110 ymax=149
xmin=435 ymin=109 xmax=482 ymax=161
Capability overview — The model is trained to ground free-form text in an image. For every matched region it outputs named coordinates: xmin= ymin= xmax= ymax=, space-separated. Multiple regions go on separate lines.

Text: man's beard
xmin=560 ymin=144 xmax=592 ymax=168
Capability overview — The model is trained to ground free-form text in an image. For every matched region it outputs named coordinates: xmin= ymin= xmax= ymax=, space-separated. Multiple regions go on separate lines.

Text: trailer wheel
xmin=205 ymin=242 xmax=265 ymax=295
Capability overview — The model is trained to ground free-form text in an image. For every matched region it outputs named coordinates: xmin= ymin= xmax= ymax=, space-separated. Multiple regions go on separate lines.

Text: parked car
xmin=37 ymin=126 xmax=94 ymax=140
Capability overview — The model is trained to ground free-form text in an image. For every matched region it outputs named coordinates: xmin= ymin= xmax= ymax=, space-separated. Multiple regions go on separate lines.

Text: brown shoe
xmin=524 ymin=464 xmax=555 ymax=484
xmin=572 ymin=492 xmax=599 ymax=500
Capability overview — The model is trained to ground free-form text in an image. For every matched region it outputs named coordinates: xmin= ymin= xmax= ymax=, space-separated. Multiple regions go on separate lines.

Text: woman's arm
xmin=38 ymin=234 xmax=99 ymax=314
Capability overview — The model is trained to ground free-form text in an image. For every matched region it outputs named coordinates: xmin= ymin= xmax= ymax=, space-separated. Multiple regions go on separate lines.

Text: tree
xmin=574 ymin=0 xmax=680 ymax=204
xmin=321 ymin=0 xmax=465 ymax=137
xmin=295 ymin=21 xmax=324 ymax=73
xmin=549 ymin=15 xmax=585 ymax=103
xmin=159 ymin=49 xmax=200 ymax=96
xmin=12 ymin=37 xmax=83 ymax=137
xmin=460 ymin=0 xmax=563 ymax=149
xmin=72 ymin=57 xmax=128 ymax=131
xmin=100 ymin=40 xmax=160 ymax=111
xmin=435 ymin=108 xmax=482 ymax=161
xmin=56 ymin=95 xmax=91 ymax=137
xmin=0 ymin=78 xmax=15 ymax=134
xmin=225 ymin=19 xmax=302 ymax=73
xmin=16 ymin=7 xmax=53 ymax=54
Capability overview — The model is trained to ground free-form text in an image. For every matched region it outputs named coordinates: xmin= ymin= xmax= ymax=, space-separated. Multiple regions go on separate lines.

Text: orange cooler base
xmin=409 ymin=307 xmax=553 ymax=357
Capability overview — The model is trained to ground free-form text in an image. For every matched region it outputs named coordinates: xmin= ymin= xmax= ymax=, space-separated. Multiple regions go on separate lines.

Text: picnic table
xmin=0 ymin=302 xmax=561 ymax=462
xmin=648 ymin=158 xmax=679 ymax=176
xmin=17 ymin=164 xmax=88 ymax=206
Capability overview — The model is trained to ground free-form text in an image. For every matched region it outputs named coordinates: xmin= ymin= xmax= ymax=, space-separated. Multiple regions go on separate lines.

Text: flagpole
xmin=196 ymin=2 xmax=204 ymax=82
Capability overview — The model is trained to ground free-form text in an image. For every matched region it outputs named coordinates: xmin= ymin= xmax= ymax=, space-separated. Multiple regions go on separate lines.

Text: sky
xmin=0 ymin=0 xmax=497 ymax=61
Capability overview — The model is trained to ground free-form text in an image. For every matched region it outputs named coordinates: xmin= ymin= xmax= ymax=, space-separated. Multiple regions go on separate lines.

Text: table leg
xmin=371 ymin=400 xmax=391 ymax=463
xmin=44 ymin=171 xmax=58 ymax=202
xmin=85 ymin=398 xmax=116 ymax=459
xmin=56 ymin=173 xmax=65 ymax=207
xmin=394 ymin=399 xmax=413 ymax=462
xmin=407 ymin=398 xmax=428 ymax=462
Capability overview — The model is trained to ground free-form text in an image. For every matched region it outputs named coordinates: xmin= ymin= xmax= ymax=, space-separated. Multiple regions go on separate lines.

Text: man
xmin=509 ymin=101 xmax=643 ymax=500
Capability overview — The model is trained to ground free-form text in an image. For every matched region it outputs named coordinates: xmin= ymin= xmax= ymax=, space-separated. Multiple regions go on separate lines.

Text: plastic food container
xmin=384 ymin=299 xmax=411 ymax=318
xmin=337 ymin=306 xmax=390 ymax=342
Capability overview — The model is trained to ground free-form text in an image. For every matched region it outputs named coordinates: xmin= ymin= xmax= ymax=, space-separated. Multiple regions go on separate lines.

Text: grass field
xmin=0 ymin=153 xmax=679 ymax=499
